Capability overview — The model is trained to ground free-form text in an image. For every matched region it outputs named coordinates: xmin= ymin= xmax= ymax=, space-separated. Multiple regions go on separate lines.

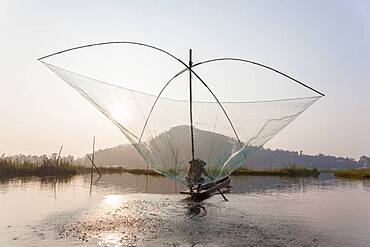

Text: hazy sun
xmin=110 ymin=104 xmax=132 ymax=124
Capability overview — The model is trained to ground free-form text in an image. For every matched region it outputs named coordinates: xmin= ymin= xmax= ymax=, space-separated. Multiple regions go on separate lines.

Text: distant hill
xmin=247 ymin=149 xmax=363 ymax=170
xmin=79 ymin=126 xmax=367 ymax=170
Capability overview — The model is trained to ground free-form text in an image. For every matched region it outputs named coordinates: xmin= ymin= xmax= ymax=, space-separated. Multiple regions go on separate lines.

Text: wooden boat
xmin=180 ymin=176 xmax=231 ymax=201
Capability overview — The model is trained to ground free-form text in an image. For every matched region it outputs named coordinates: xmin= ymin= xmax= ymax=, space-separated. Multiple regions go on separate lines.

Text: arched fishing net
xmin=40 ymin=44 xmax=321 ymax=185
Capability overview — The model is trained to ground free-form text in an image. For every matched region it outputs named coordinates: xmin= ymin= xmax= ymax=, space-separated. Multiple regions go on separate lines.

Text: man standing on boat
xmin=186 ymin=158 xmax=208 ymax=192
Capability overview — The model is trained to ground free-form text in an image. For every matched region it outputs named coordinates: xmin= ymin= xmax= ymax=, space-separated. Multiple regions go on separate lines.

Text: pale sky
xmin=0 ymin=0 xmax=369 ymax=159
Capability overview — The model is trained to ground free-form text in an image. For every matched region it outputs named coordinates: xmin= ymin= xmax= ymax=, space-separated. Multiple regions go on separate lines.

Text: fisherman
xmin=185 ymin=158 xmax=208 ymax=192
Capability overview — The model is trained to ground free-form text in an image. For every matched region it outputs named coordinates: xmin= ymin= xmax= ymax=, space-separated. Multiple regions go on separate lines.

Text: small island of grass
xmin=232 ymin=167 xmax=320 ymax=177
xmin=334 ymin=169 xmax=370 ymax=179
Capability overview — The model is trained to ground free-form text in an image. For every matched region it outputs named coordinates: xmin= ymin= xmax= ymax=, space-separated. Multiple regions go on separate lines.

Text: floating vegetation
xmin=122 ymin=168 xmax=161 ymax=176
xmin=232 ymin=167 xmax=320 ymax=177
xmin=334 ymin=169 xmax=370 ymax=179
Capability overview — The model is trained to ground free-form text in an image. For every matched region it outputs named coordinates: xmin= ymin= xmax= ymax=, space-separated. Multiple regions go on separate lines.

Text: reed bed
xmin=334 ymin=169 xmax=370 ymax=179
xmin=0 ymin=154 xmax=161 ymax=179
xmin=0 ymin=155 xmax=77 ymax=178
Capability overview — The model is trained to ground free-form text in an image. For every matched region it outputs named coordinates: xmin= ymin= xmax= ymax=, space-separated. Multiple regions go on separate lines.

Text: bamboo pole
xmin=89 ymin=136 xmax=95 ymax=194
xmin=88 ymin=156 xmax=101 ymax=177
xmin=56 ymin=145 xmax=63 ymax=164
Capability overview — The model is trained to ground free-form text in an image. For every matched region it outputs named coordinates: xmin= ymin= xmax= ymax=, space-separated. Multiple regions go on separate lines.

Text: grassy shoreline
xmin=0 ymin=163 xmax=160 ymax=179
xmin=0 ymin=161 xmax=78 ymax=178
xmin=334 ymin=169 xmax=370 ymax=179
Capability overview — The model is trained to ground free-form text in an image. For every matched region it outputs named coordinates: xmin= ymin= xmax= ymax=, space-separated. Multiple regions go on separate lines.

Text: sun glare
xmin=103 ymin=195 xmax=125 ymax=206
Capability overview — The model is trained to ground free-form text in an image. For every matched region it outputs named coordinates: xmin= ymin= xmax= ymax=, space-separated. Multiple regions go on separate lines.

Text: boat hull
xmin=180 ymin=176 xmax=230 ymax=201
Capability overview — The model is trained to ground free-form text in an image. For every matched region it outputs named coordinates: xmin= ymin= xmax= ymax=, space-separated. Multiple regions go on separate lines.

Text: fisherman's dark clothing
xmin=186 ymin=159 xmax=207 ymax=189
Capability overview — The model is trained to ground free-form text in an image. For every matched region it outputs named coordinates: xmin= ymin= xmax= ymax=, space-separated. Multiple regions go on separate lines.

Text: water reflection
xmin=1 ymin=173 xmax=370 ymax=246
xmin=4 ymin=172 xmax=368 ymax=196
xmin=0 ymin=175 xmax=73 ymax=185
xmin=94 ymin=173 xmax=183 ymax=194
xmin=0 ymin=176 xmax=74 ymax=198
xmin=362 ymin=179 xmax=370 ymax=192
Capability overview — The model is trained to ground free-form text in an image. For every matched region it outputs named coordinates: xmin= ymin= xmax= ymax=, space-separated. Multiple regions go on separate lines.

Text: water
xmin=0 ymin=173 xmax=369 ymax=246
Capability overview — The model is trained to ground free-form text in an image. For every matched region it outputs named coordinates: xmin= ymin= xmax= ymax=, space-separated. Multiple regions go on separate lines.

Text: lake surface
xmin=1 ymin=173 xmax=370 ymax=246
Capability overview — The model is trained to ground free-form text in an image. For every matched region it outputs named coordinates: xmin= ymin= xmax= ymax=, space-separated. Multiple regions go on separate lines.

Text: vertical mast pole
xmin=189 ymin=49 xmax=195 ymax=162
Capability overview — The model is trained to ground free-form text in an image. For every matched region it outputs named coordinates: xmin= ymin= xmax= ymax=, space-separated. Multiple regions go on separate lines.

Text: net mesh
xmin=43 ymin=61 xmax=320 ymax=185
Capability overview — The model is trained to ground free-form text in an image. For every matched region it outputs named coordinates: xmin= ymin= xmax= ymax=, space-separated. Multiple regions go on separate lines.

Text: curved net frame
xmin=40 ymin=42 xmax=322 ymax=185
